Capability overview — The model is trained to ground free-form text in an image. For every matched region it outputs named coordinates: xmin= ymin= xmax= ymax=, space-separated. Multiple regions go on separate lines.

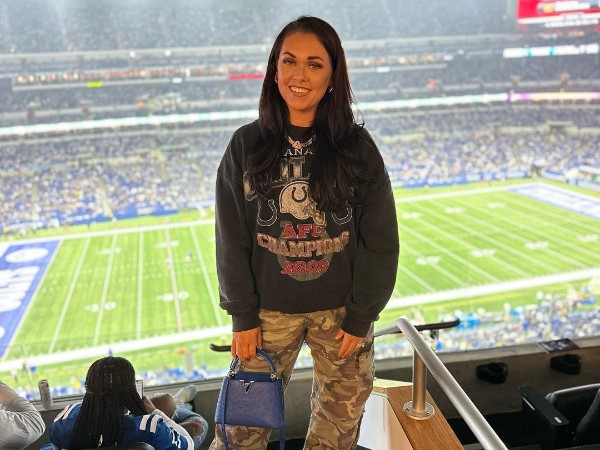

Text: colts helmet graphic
xmin=279 ymin=181 xmax=326 ymax=226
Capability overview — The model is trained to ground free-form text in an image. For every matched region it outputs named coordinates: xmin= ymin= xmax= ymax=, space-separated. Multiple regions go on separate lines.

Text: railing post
xmin=404 ymin=350 xmax=435 ymax=419
xmin=396 ymin=317 xmax=508 ymax=449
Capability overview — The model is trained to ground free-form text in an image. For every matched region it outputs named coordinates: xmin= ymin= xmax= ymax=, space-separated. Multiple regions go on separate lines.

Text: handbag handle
xmin=228 ymin=348 xmax=277 ymax=378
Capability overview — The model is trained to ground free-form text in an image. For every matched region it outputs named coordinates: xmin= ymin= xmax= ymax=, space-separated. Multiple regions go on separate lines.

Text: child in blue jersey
xmin=43 ymin=356 xmax=193 ymax=450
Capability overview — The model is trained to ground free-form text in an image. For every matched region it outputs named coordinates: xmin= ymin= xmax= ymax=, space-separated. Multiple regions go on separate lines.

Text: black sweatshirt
xmin=215 ymin=121 xmax=399 ymax=338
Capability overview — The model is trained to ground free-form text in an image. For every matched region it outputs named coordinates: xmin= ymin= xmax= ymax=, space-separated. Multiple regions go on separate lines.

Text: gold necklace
xmin=286 ymin=133 xmax=315 ymax=150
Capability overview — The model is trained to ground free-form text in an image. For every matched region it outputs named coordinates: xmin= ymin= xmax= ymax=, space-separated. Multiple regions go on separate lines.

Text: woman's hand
xmin=232 ymin=327 xmax=262 ymax=360
xmin=335 ymin=329 xmax=365 ymax=358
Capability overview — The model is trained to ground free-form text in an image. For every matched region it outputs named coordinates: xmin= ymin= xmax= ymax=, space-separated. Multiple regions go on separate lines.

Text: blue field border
xmin=0 ymin=240 xmax=59 ymax=357
xmin=510 ymin=183 xmax=600 ymax=221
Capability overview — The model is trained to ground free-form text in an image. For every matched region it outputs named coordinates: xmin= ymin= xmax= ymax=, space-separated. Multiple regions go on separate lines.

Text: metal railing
xmin=395 ymin=317 xmax=508 ymax=450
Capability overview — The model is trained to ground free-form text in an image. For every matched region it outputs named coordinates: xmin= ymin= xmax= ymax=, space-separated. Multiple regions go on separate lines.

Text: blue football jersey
xmin=49 ymin=403 xmax=192 ymax=450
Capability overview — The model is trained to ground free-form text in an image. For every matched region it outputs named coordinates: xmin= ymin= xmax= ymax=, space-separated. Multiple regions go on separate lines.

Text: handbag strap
xmin=219 ymin=373 xmax=231 ymax=450
xmin=221 ymin=419 xmax=230 ymax=450
xmin=228 ymin=348 xmax=277 ymax=376
xmin=278 ymin=423 xmax=286 ymax=450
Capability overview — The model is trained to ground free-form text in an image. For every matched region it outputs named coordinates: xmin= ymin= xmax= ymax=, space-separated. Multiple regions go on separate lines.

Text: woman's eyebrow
xmin=281 ymin=51 xmax=325 ymax=61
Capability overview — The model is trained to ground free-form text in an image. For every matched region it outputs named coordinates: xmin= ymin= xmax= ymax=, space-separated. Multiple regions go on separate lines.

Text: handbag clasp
xmin=242 ymin=380 xmax=254 ymax=392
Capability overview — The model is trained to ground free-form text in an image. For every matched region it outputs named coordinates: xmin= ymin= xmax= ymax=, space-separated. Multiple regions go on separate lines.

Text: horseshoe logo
xmin=257 ymin=199 xmax=277 ymax=226
xmin=280 ymin=181 xmax=326 ymax=225
xmin=291 ymin=186 xmax=308 ymax=203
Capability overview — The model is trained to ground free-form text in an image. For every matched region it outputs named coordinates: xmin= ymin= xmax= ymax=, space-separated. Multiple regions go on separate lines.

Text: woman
xmin=45 ymin=356 xmax=193 ymax=450
xmin=213 ymin=16 xmax=399 ymax=450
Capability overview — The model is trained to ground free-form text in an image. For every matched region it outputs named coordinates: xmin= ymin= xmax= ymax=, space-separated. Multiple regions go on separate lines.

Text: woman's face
xmin=276 ymin=32 xmax=333 ymax=127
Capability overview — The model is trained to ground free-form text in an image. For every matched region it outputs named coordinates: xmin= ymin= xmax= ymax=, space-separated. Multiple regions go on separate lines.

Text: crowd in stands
xmin=1 ymin=51 xmax=597 ymax=126
xmin=0 ymin=129 xmax=231 ymax=232
xmin=0 ymin=0 xmax=510 ymax=54
xmin=0 ymin=0 xmax=596 ymax=131
xmin=1 ymin=105 xmax=598 ymax=234
xmin=373 ymin=110 xmax=600 ymax=185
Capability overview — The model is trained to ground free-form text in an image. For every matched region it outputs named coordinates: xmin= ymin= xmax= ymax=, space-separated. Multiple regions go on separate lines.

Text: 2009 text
xmin=281 ymin=259 xmax=329 ymax=275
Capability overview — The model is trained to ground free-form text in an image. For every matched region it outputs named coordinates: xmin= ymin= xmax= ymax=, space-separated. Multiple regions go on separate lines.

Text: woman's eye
xmin=283 ymin=59 xmax=294 ymax=65
xmin=309 ymin=63 xmax=322 ymax=69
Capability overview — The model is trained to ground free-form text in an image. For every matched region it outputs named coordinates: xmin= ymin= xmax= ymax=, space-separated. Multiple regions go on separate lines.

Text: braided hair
xmin=69 ymin=356 xmax=147 ymax=449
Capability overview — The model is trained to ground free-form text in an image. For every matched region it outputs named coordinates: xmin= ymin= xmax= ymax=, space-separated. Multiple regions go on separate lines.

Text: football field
xmin=1 ymin=181 xmax=599 ymax=380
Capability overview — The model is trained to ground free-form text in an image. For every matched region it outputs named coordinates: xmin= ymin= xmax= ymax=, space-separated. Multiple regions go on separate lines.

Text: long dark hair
xmin=249 ymin=16 xmax=368 ymax=210
xmin=69 ymin=356 xmax=147 ymax=449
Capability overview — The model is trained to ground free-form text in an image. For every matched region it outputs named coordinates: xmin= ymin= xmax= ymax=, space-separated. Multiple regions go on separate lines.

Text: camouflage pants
xmin=209 ymin=307 xmax=374 ymax=450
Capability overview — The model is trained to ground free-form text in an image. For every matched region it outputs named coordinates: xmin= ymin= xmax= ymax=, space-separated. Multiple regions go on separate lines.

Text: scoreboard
xmin=517 ymin=0 xmax=600 ymax=26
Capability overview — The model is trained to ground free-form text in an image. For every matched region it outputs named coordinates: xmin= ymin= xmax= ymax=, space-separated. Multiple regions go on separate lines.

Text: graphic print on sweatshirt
xmin=243 ymin=137 xmax=352 ymax=281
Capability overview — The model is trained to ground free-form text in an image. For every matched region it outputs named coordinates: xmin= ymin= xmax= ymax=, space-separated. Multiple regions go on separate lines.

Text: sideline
xmin=0 ymin=326 xmax=232 ymax=372
xmin=387 ymin=267 xmax=600 ymax=309
xmin=2 ymin=219 xmax=215 ymax=246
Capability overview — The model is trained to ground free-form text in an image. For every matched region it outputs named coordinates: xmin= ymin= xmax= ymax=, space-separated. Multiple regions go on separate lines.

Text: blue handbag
xmin=214 ymin=349 xmax=285 ymax=450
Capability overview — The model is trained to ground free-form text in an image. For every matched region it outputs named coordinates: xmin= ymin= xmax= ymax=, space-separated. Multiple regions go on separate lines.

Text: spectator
xmin=42 ymin=356 xmax=193 ymax=450
xmin=0 ymin=380 xmax=45 ymax=450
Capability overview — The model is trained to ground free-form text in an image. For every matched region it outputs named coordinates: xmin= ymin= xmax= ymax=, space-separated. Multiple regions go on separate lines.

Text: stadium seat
xmin=518 ymin=383 xmax=600 ymax=449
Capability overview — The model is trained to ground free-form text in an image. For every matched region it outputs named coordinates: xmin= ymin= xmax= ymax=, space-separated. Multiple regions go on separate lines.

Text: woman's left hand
xmin=335 ymin=329 xmax=365 ymax=358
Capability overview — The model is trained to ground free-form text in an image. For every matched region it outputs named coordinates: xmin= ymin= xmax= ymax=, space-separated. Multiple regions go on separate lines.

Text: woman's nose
xmin=292 ymin=64 xmax=307 ymax=80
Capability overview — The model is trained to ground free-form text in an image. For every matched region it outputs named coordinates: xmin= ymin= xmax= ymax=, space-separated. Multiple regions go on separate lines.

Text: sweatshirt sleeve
xmin=342 ymin=132 xmax=400 ymax=337
xmin=0 ymin=381 xmax=46 ymax=450
xmin=215 ymin=132 xmax=261 ymax=332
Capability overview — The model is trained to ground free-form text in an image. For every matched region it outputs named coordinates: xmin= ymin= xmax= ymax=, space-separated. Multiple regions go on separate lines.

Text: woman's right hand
xmin=232 ymin=327 xmax=262 ymax=360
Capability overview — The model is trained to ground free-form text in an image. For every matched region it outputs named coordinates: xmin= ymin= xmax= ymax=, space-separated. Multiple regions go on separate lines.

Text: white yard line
xmin=0 ymin=326 xmax=232 ymax=371
xmin=48 ymin=238 xmax=91 ymax=353
xmin=165 ymin=229 xmax=184 ymax=333
xmin=448 ymin=208 xmax=562 ymax=273
xmin=4 ymin=219 xmax=216 ymax=246
xmin=92 ymin=234 xmax=118 ymax=346
xmin=400 ymin=226 xmax=481 ymax=286
xmin=136 ymin=232 xmax=144 ymax=340
xmin=501 ymin=197 xmax=600 ymax=257
xmin=396 ymin=183 xmax=525 ymax=204
xmin=411 ymin=206 xmax=531 ymax=278
xmin=463 ymin=201 xmax=588 ymax=270
xmin=405 ymin=205 xmax=501 ymax=282
xmin=190 ymin=226 xmax=223 ymax=326
xmin=398 ymin=264 xmax=437 ymax=293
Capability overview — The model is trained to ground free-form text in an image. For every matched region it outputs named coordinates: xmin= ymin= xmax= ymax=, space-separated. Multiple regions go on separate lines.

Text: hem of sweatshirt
xmin=341 ymin=316 xmax=372 ymax=338
xmin=231 ymin=311 xmax=261 ymax=332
